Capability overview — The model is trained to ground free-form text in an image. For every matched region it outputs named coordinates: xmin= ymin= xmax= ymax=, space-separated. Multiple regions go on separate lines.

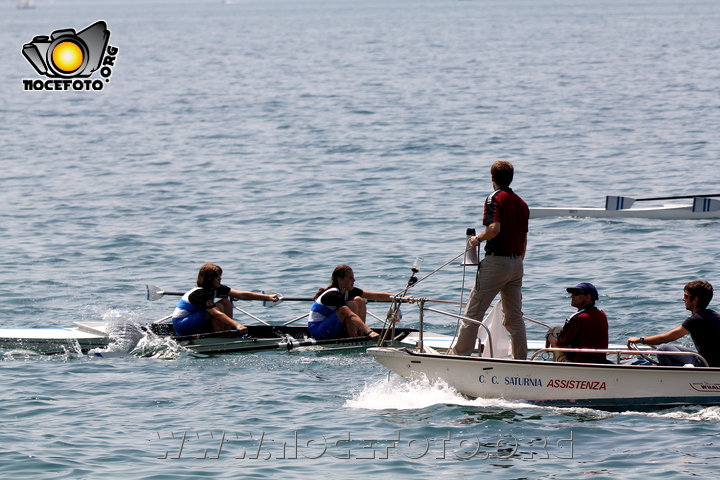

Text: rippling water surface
xmin=2 ymin=0 xmax=720 ymax=478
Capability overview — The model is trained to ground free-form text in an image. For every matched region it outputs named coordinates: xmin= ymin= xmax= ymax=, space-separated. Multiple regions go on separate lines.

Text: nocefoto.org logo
xmin=22 ymin=20 xmax=119 ymax=91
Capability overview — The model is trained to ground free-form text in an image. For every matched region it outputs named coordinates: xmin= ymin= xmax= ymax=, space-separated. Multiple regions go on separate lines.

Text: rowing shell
xmin=530 ymin=205 xmax=720 ymax=220
xmin=530 ymin=195 xmax=720 ymax=220
xmin=0 ymin=322 xmax=419 ymax=356
xmin=144 ymin=323 xmax=418 ymax=355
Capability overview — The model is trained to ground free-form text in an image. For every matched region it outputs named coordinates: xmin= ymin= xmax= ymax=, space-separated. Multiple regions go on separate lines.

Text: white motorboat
xmin=530 ymin=195 xmax=720 ymax=220
xmin=369 ymin=347 xmax=720 ymax=410
xmin=368 ymin=300 xmax=720 ymax=410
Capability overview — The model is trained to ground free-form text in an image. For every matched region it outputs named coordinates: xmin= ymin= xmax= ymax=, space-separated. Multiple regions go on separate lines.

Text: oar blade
xmin=262 ymin=291 xmax=284 ymax=307
xmin=146 ymin=284 xmax=165 ymax=301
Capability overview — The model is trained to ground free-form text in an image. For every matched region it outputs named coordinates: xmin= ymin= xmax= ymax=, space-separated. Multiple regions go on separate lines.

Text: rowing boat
xmin=368 ymin=300 xmax=720 ymax=410
xmin=145 ymin=323 xmax=418 ymax=355
xmin=0 ymin=321 xmax=419 ymax=356
xmin=0 ymin=276 xmax=435 ymax=356
xmin=530 ymin=195 xmax=720 ymax=220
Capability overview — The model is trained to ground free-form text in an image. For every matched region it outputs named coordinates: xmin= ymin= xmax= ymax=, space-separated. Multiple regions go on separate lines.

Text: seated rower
xmin=171 ymin=263 xmax=278 ymax=336
xmin=309 ymin=265 xmax=398 ymax=340
xmin=628 ymin=281 xmax=720 ymax=367
xmin=546 ymin=282 xmax=609 ymax=363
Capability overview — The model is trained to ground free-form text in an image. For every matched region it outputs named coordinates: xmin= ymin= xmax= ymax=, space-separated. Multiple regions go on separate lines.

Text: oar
xmin=146 ymin=285 xmax=273 ymax=326
xmin=145 ymin=285 xmax=283 ymax=305
xmin=146 ymin=284 xmax=183 ymax=301
xmin=635 ymin=194 xmax=720 ymax=202
xmin=260 ymin=292 xmax=427 ymax=306
xmin=152 ymin=314 xmax=173 ymax=324
xmin=233 ymin=305 xmax=270 ymax=326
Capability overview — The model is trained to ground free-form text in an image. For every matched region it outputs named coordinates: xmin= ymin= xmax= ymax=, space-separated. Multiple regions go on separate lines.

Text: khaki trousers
xmin=449 ymin=254 xmax=526 ymax=359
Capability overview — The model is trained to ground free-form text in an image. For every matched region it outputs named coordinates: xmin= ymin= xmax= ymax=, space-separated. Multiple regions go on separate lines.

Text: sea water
xmin=1 ymin=0 xmax=720 ymax=478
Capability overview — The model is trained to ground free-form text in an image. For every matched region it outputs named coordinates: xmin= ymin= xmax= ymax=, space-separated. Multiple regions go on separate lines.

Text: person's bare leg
xmin=209 ymin=299 xmax=247 ymax=334
xmin=350 ymin=296 xmax=367 ymax=322
xmin=339 ymin=306 xmax=378 ymax=338
xmin=215 ymin=298 xmax=233 ymax=318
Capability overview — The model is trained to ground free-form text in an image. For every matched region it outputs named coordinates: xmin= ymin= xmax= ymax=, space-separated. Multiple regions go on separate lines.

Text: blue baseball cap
xmin=566 ymin=282 xmax=599 ymax=301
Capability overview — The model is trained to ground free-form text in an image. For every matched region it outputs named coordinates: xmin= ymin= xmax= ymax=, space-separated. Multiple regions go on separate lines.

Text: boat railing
xmin=409 ymin=298 xmax=495 ymax=358
xmin=530 ymin=347 xmax=710 ymax=367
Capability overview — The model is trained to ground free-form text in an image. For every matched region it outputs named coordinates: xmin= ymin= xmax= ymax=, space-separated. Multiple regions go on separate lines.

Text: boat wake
xmin=638 ymin=406 xmax=720 ymax=422
xmin=348 ymin=374 xmax=720 ymax=420
xmin=346 ymin=374 xmax=537 ymax=411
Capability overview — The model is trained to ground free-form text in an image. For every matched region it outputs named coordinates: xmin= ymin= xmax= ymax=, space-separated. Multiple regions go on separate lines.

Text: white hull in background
xmin=530 ymin=205 xmax=720 ymax=220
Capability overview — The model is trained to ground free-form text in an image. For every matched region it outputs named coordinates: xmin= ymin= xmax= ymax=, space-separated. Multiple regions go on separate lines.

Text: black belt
xmin=485 ymin=252 xmax=521 ymax=258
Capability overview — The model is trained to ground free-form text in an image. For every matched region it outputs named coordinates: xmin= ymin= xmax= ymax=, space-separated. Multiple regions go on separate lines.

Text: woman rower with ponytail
xmin=308 ymin=265 xmax=397 ymax=340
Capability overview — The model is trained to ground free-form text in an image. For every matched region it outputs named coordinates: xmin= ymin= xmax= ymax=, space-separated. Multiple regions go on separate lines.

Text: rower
xmin=171 ymin=263 xmax=278 ymax=336
xmin=309 ymin=265 xmax=398 ymax=340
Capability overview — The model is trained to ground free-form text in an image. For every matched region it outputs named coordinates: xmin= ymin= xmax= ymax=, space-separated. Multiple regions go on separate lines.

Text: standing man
xmin=449 ymin=161 xmax=530 ymax=359
xmin=547 ymin=283 xmax=609 ymax=363
xmin=628 ymin=281 xmax=720 ymax=367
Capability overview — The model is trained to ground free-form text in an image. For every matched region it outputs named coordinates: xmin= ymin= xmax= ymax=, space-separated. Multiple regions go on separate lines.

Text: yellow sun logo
xmin=51 ymin=41 xmax=84 ymax=73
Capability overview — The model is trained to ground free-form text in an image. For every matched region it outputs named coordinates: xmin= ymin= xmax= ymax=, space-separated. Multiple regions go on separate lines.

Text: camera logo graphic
xmin=22 ymin=21 xmax=119 ymax=91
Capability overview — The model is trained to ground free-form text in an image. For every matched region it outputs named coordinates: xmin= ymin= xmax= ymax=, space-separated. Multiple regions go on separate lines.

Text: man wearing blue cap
xmin=547 ymin=282 xmax=609 ymax=363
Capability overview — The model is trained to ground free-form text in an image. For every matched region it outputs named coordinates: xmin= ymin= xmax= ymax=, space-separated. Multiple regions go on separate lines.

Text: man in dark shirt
xmin=547 ymin=283 xmax=609 ymax=363
xmin=628 ymin=280 xmax=720 ymax=367
xmin=449 ymin=161 xmax=530 ymax=358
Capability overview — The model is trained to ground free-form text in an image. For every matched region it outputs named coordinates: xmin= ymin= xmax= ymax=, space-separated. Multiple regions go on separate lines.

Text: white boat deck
xmin=0 ymin=326 xmax=105 ymax=341
xmin=399 ymin=331 xmax=633 ymax=353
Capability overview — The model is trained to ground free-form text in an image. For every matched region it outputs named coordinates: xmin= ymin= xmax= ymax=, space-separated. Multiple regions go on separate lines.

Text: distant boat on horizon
xmin=17 ymin=0 xmax=37 ymax=9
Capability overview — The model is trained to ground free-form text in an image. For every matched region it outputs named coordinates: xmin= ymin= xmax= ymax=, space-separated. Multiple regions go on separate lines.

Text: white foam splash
xmin=347 ymin=375 xmax=720 ymax=419
xmin=131 ymin=329 xmax=184 ymax=359
xmin=345 ymin=374 xmax=536 ymax=411
xmin=98 ymin=309 xmax=146 ymax=352
xmin=643 ymin=406 xmax=720 ymax=422
xmin=83 ymin=308 xmax=184 ymax=359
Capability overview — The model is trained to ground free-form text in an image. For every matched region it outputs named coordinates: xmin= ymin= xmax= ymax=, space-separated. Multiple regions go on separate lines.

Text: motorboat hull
xmin=369 ymin=347 xmax=720 ymax=410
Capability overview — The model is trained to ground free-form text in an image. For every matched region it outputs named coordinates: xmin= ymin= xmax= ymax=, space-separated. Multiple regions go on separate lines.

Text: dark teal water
xmin=2 ymin=0 xmax=720 ymax=478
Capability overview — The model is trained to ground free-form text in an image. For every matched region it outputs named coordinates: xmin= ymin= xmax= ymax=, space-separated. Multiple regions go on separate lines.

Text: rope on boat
xmin=412 ymin=239 xmax=554 ymax=355
xmin=402 ymin=250 xmax=466 ymax=290
xmin=377 ymin=243 xmax=475 ymax=349
xmin=447 ymin=239 xmax=475 ymax=352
